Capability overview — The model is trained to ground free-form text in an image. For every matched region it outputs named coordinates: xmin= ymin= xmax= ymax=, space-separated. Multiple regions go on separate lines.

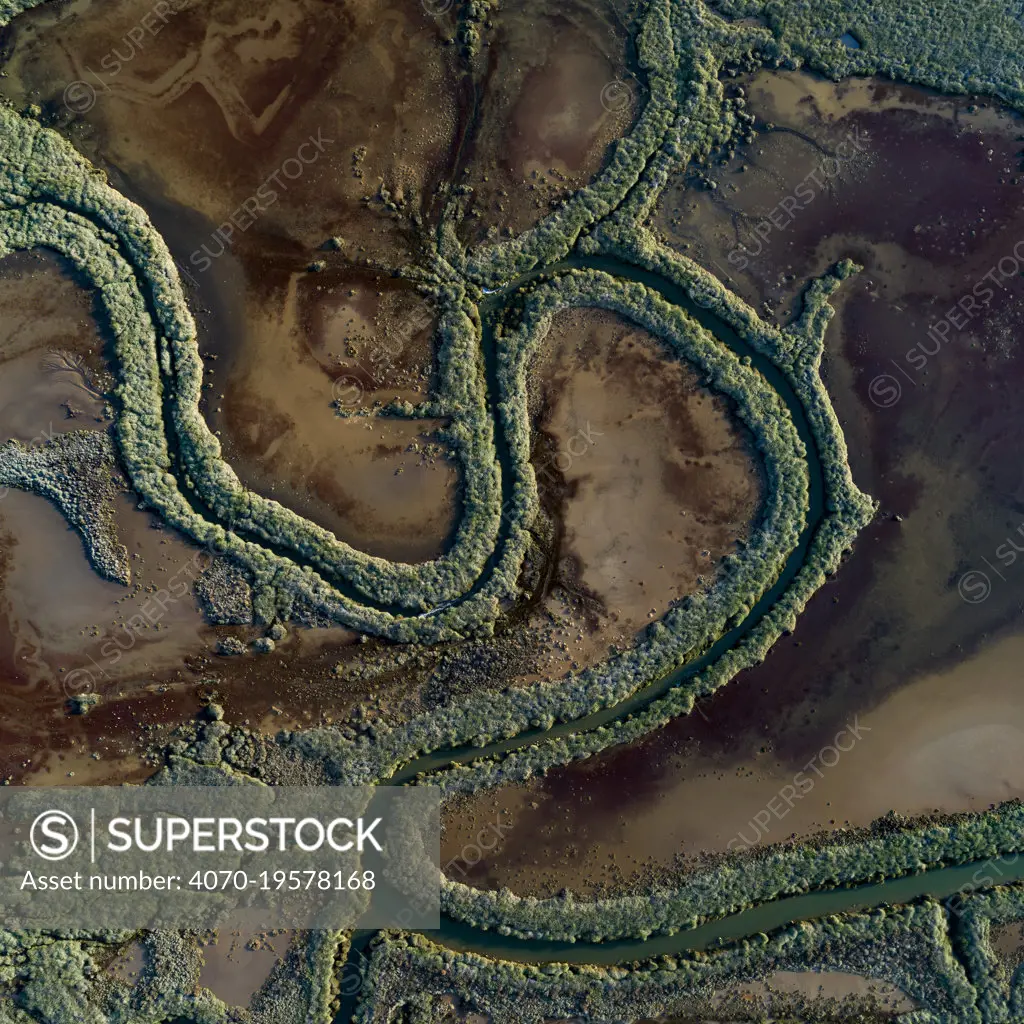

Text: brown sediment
xmin=0 ymin=249 xmax=440 ymax=785
xmin=454 ymin=0 xmax=638 ymax=246
xmin=441 ymin=308 xmax=765 ymax=881
xmin=0 ymin=250 xmax=111 ymax=432
xmin=989 ymin=920 xmax=1024 ymax=980
xmin=442 ymin=73 xmax=1024 ymax=898
xmin=119 ymin=177 xmax=461 ymax=563
xmin=105 ymin=939 xmax=146 ymax=986
xmin=449 ymin=631 xmax=1024 ymax=899
xmin=6 ymin=4 xmax=1024 ymax=933
xmin=0 ymin=480 xmax=211 ymax=702
xmin=212 ymin=268 xmax=458 ymax=563
xmin=428 ymin=302 xmax=764 ymax=713
xmin=0 ymin=0 xmax=461 ymax=268
xmin=0 ymin=0 xmax=666 ymax=782
xmin=0 ymin=485 xmax=209 ymax=784
xmin=657 ymin=70 xmax=1024 ymax=758
xmin=297 ymin=268 xmax=437 ymax=408
xmin=0 ymin=251 xmax=203 ymax=784
xmin=0 ymin=0 xmax=469 ymax=563
xmin=519 ymin=307 xmax=763 ymax=677
xmin=197 ymin=929 xmax=293 ymax=1007
xmin=713 ymin=971 xmax=916 ymax=1017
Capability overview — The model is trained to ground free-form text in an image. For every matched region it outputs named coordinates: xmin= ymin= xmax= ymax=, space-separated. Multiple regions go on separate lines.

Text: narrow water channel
xmin=391 ymin=252 xmax=823 ymax=780
xmin=325 ymin=260 xmax=1021 ymax=1020
xmin=431 ymin=853 xmax=1022 ymax=964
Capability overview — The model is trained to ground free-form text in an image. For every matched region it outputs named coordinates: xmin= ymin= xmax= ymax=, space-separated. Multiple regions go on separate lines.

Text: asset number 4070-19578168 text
xmin=188 ymin=869 xmax=376 ymax=891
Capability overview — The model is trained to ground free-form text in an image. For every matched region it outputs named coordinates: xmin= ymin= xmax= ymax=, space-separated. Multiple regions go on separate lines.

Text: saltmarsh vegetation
xmin=5 ymin=0 xmax=1024 ymax=1015
xmin=0 ymin=429 xmax=130 ymax=584
xmin=453 ymin=0 xmax=681 ymax=284
xmin=956 ymin=885 xmax=1024 ymax=1024
xmin=409 ymin=0 xmax=1024 ymax=963
xmin=354 ymin=902 xmax=979 ymax=1024
xmin=438 ymin=801 xmax=1024 ymax=944
xmin=362 ymin=0 xmax=1024 ymax=1009
xmin=0 ymin=926 xmax=347 ymax=1023
xmin=0 ymin=137 xmax=532 ymax=642
xmin=709 ymin=0 xmax=1024 ymax=104
xmin=16 ymin=719 xmax=1024 ymax=1022
xmin=292 ymin=261 xmax=816 ymax=784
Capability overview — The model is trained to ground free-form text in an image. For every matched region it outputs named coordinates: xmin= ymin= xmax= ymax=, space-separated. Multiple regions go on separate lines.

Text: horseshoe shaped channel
xmin=0 ymin=104 xmax=846 ymax=661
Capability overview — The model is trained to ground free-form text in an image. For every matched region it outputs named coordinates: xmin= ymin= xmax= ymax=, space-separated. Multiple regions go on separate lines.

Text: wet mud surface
xmin=0 ymin=0 xmax=460 ymax=267
xmin=0 ymin=0 xmax=645 ymax=788
xmin=3 ymin=0 xmax=1021 ymax=1018
xmin=196 ymin=929 xmax=293 ymax=1008
xmin=990 ymin=920 xmax=1024 ymax=983
xmin=0 ymin=250 xmax=416 ymax=785
xmin=453 ymin=0 xmax=639 ymax=245
xmin=442 ymin=72 xmax=1024 ymax=898
xmin=530 ymin=308 xmax=763 ymax=640
xmin=3 ymin=0 xmax=1024 ymax=941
